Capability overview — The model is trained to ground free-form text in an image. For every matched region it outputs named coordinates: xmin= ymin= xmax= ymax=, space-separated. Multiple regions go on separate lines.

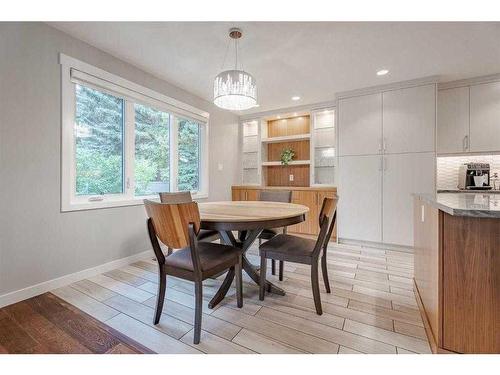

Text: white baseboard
xmin=338 ymin=238 xmax=414 ymax=254
xmin=0 ymin=249 xmax=153 ymax=308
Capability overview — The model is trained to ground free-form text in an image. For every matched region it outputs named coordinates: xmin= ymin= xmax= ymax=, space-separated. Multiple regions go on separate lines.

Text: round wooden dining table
xmin=198 ymin=201 xmax=309 ymax=309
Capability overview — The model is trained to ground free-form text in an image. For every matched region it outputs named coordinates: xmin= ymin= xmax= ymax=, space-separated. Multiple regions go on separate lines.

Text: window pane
xmin=178 ymin=118 xmax=200 ymax=192
xmin=134 ymin=104 xmax=170 ymax=195
xmin=75 ymin=84 xmax=124 ymax=196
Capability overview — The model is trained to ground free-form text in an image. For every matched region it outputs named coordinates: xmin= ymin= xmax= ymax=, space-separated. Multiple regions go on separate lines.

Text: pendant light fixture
xmin=213 ymin=28 xmax=257 ymax=111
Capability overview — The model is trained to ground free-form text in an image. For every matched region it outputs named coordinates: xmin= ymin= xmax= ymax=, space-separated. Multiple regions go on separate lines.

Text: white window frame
xmin=60 ymin=54 xmax=209 ymax=212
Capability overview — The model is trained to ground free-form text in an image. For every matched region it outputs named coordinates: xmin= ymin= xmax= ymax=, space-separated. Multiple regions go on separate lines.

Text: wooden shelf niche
xmin=263 ymin=115 xmax=311 ymax=187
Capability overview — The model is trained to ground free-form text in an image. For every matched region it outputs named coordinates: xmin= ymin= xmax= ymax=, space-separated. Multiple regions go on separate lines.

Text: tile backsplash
xmin=437 ymin=155 xmax=500 ymax=190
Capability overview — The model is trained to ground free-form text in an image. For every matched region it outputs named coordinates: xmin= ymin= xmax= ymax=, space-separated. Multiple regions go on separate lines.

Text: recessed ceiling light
xmin=293 ymin=113 xmax=297 ymax=116
xmin=291 ymin=96 xmax=301 ymax=101
xmin=253 ymin=104 xmax=260 ymax=108
xmin=277 ymin=115 xmax=281 ymax=119
xmin=377 ymin=69 xmax=389 ymax=76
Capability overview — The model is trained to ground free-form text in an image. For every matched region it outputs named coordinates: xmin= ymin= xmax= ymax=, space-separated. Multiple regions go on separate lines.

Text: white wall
xmin=0 ymin=23 xmax=240 ymax=297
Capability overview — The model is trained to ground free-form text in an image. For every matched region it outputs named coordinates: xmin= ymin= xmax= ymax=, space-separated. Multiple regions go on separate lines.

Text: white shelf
xmin=261 ymin=134 xmax=310 ymax=143
xmin=262 ymin=160 xmax=311 ymax=166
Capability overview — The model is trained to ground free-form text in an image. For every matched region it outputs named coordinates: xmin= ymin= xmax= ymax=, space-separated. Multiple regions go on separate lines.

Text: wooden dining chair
xmin=144 ymin=199 xmax=243 ymax=344
xmin=258 ymin=197 xmax=337 ymax=315
xmin=257 ymin=190 xmax=292 ymax=281
xmin=159 ymin=192 xmax=220 ymax=255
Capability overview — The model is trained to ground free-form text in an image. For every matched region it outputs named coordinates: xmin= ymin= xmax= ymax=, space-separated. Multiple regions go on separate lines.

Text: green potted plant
xmin=280 ymin=147 xmax=295 ymax=166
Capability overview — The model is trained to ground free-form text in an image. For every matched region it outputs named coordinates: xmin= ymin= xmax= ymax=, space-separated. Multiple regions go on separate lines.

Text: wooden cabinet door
xmin=338 ymin=93 xmax=382 ymax=156
xmin=232 ymin=188 xmax=244 ymax=201
xmin=470 ymin=81 xmax=500 ymax=153
xmin=338 ymin=155 xmax=382 ymax=243
xmin=437 ymin=87 xmax=470 ymax=154
xmin=232 ymin=188 xmax=260 ymax=201
xmin=246 ymin=189 xmax=260 ymax=201
xmin=289 ymin=191 xmax=318 ymax=234
xmin=382 ymin=152 xmax=435 ymax=246
xmin=382 ymin=84 xmax=436 ymax=154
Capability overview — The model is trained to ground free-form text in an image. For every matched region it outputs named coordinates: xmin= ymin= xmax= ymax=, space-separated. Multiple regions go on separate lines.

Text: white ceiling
xmin=49 ymin=22 xmax=500 ymax=115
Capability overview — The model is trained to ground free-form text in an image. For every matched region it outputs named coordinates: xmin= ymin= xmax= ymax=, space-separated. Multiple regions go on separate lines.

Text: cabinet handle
xmin=378 ymin=138 xmax=382 ymax=152
xmin=245 ymin=191 xmax=248 ymax=200
xmin=379 ymin=157 xmax=383 ymax=171
xmin=383 ymin=137 xmax=387 ymax=152
xmin=463 ymin=135 xmax=469 ymax=151
xmin=384 ymin=157 xmax=387 ymax=171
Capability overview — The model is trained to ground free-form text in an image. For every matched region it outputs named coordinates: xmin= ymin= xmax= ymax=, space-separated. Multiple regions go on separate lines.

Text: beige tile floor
xmin=52 ymin=242 xmax=431 ymax=354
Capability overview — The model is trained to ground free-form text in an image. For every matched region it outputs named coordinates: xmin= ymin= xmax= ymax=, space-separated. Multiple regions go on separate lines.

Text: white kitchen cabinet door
xmin=338 ymin=155 xmax=382 ymax=243
xmin=437 ymin=87 xmax=470 ymax=154
xmin=383 ymin=84 xmax=436 ymax=154
xmin=338 ymin=93 xmax=382 ymax=156
xmin=470 ymin=81 xmax=500 ymax=153
xmin=382 ymin=152 xmax=436 ymax=247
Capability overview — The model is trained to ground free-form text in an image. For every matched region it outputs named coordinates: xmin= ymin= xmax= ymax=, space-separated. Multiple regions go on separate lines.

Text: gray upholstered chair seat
xmin=165 ymin=242 xmax=242 ymax=274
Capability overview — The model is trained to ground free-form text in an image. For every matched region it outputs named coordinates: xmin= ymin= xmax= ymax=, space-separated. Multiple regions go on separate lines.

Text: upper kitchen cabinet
xmin=382 ymin=84 xmax=436 ymax=154
xmin=338 ymin=93 xmax=382 ymax=156
xmin=470 ymin=81 xmax=500 ymax=153
xmin=437 ymin=86 xmax=470 ymax=154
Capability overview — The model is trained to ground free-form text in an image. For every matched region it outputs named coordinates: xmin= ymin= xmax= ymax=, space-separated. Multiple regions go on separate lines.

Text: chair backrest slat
xmin=144 ymin=199 xmax=200 ymax=249
xmin=259 ymin=190 xmax=292 ymax=203
xmin=313 ymin=197 xmax=338 ymax=256
xmin=159 ymin=191 xmax=193 ymax=204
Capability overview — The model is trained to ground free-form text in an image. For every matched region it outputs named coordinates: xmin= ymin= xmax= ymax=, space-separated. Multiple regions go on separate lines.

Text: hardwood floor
xmin=0 ymin=242 xmax=431 ymax=354
xmin=0 ymin=293 xmax=152 ymax=353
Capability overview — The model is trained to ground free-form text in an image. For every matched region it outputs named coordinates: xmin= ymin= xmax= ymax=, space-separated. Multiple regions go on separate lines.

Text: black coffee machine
xmin=457 ymin=163 xmax=492 ymax=190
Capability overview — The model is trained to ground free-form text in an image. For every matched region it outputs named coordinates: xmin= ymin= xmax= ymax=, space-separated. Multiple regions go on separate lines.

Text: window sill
xmin=61 ymin=192 xmax=209 ymax=212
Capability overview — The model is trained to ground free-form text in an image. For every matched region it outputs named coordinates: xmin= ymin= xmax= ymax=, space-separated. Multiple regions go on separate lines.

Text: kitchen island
xmin=413 ymin=192 xmax=500 ymax=354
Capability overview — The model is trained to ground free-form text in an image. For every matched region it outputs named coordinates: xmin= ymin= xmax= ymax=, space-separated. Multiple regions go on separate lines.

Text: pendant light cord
xmin=220 ymin=37 xmax=230 ymax=70
xmin=220 ymin=29 xmax=245 ymax=71
xmin=235 ymin=38 xmax=238 ymax=70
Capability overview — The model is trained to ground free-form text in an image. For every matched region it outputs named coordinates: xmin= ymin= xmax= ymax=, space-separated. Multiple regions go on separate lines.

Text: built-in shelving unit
xmin=262 ymin=115 xmax=311 ymax=187
xmin=239 ymin=109 xmax=335 ymax=187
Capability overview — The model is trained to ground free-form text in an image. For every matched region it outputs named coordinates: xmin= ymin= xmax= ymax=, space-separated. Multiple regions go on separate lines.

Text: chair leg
xmin=167 ymin=247 xmax=173 ymax=256
xmin=193 ymin=281 xmax=203 ymax=344
xmin=321 ymin=249 xmax=331 ymax=293
xmin=235 ymin=261 xmax=243 ymax=308
xmin=259 ymin=256 xmax=267 ymax=301
xmin=278 ymin=261 xmax=284 ymax=281
xmin=271 ymin=259 xmax=276 ymax=275
xmin=154 ymin=266 xmax=166 ymax=325
xmin=311 ymin=260 xmax=323 ymax=315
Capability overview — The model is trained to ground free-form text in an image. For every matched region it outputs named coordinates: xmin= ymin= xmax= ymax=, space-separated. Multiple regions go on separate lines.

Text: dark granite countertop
xmin=415 ymin=192 xmax=500 ymax=218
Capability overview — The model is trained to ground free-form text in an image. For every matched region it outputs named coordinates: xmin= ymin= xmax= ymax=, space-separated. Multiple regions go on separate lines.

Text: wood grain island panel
xmin=413 ymin=195 xmax=500 ymax=354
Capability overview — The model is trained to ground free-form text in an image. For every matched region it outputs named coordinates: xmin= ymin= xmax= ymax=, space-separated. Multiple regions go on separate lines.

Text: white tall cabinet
xmin=338 ymin=155 xmax=382 ymax=242
xmin=337 ymin=83 xmax=436 ymax=247
xmin=382 ymin=152 xmax=436 ymax=245
xmin=338 ymin=93 xmax=382 ymax=156
xmin=383 ymin=85 xmax=436 ymax=154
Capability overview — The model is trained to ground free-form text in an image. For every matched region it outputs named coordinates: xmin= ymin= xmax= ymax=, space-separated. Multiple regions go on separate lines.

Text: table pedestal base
xmin=208 ymin=229 xmax=285 ymax=309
